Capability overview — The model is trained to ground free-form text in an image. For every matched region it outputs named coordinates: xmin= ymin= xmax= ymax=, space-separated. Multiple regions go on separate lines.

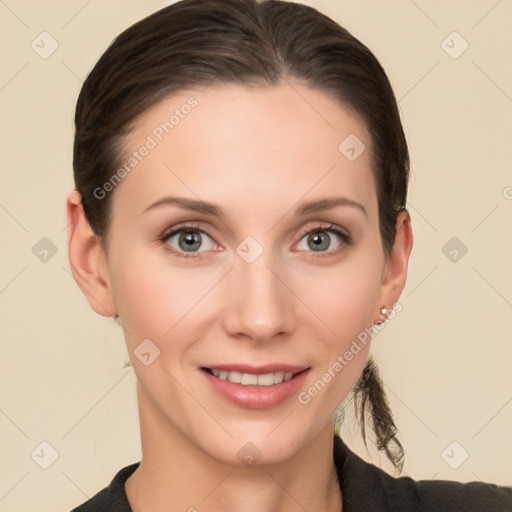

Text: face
xmin=97 ymin=83 xmax=396 ymax=465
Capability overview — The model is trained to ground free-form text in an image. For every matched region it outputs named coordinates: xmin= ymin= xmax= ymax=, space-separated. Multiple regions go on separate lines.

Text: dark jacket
xmin=71 ymin=435 xmax=511 ymax=511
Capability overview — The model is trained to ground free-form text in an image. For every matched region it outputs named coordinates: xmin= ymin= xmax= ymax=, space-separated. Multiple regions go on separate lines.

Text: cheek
xmin=291 ymin=254 xmax=382 ymax=403
xmin=294 ymin=255 xmax=383 ymax=341
xmin=109 ymin=259 xmax=167 ymax=338
xmin=108 ymin=246 xmax=223 ymax=347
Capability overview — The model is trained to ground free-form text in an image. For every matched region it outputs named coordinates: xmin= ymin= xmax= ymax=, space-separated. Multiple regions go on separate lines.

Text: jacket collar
xmin=334 ymin=434 xmax=395 ymax=510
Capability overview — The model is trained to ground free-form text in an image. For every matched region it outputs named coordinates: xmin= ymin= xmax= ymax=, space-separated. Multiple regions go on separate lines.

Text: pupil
xmin=180 ymin=231 xmax=201 ymax=251
xmin=309 ymin=232 xmax=329 ymax=251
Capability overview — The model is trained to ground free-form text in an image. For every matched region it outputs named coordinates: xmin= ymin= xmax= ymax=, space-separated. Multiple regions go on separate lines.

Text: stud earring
xmin=375 ymin=306 xmax=388 ymax=325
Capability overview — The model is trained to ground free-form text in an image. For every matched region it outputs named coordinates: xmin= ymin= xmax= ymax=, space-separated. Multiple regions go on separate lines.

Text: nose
xmin=221 ymin=252 xmax=297 ymax=344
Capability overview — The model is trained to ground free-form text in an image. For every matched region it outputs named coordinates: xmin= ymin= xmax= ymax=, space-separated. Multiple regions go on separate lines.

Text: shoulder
xmin=414 ymin=478 xmax=512 ymax=511
xmin=70 ymin=462 xmax=139 ymax=512
xmin=334 ymin=435 xmax=512 ymax=512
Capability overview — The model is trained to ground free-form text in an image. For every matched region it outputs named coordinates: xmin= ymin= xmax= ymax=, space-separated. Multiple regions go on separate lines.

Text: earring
xmin=375 ymin=306 xmax=388 ymax=325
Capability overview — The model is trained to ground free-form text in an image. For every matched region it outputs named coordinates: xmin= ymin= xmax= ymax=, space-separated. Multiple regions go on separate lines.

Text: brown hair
xmin=73 ymin=0 xmax=408 ymax=471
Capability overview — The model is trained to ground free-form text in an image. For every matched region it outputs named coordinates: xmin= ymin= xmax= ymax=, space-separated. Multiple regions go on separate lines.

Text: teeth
xmin=209 ymin=369 xmax=295 ymax=386
xmin=273 ymin=372 xmax=284 ymax=384
xmin=257 ymin=373 xmax=275 ymax=386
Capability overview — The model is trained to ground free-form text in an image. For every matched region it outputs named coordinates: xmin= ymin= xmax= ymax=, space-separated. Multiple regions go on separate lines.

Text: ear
xmin=377 ymin=210 xmax=413 ymax=313
xmin=66 ymin=190 xmax=117 ymax=317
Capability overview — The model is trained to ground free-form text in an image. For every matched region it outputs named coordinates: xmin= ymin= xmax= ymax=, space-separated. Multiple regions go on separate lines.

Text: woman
xmin=66 ymin=0 xmax=511 ymax=510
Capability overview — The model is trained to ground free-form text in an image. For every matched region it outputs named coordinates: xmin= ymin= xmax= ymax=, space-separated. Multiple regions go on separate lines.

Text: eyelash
xmin=158 ymin=223 xmax=352 ymax=260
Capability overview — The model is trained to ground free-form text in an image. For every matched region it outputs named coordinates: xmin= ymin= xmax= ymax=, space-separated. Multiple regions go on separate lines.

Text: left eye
xmin=296 ymin=228 xmax=348 ymax=253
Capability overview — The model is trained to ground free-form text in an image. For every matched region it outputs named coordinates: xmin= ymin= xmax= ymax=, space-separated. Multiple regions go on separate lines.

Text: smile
xmin=201 ymin=366 xmax=311 ymax=409
xmin=204 ymin=368 xmax=296 ymax=386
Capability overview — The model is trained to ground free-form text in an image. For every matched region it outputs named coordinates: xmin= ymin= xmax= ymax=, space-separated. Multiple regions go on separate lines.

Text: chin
xmin=205 ymin=424 xmax=312 ymax=467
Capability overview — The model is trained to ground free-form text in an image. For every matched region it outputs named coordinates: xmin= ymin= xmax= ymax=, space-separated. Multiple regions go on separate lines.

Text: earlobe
xmin=66 ymin=190 xmax=118 ymax=317
xmin=378 ymin=210 xmax=413 ymax=313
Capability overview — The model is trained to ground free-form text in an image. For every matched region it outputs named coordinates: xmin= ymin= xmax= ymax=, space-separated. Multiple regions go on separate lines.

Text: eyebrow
xmin=143 ymin=195 xmax=367 ymax=217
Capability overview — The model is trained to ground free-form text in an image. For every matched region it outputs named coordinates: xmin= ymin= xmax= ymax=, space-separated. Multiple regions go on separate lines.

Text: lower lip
xmin=201 ymin=368 xmax=310 ymax=409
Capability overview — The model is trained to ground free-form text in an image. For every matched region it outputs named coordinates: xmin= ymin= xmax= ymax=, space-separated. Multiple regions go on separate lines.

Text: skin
xmin=67 ymin=82 xmax=413 ymax=512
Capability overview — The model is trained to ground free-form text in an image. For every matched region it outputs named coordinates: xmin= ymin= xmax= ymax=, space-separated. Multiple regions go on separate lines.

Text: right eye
xmin=159 ymin=224 xmax=218 ymax=259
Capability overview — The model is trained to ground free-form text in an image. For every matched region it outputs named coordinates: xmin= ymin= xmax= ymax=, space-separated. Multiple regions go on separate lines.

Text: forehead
xmin=113 ymin=83 xmax=377 ymax=218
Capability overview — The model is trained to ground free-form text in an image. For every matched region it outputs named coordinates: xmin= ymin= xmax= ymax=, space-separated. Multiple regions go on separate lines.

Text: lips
xmin=201 ymin=364 xmax=309 ymax=374
xmin=200 ymin=364 xmax=311 ymax=408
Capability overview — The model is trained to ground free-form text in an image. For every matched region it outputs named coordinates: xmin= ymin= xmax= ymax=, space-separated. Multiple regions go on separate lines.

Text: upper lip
xmin=202 ymin=364 xmax=310 ymax=375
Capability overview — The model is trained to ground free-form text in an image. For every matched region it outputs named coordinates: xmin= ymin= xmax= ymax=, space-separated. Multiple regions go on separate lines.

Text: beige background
xmin=0 ymin=0 xmax=511 ymax=510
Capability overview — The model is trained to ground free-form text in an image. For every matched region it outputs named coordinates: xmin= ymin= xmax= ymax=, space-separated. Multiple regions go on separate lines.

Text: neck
xmin=125 ymin=384 xmax=342 ymax=512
